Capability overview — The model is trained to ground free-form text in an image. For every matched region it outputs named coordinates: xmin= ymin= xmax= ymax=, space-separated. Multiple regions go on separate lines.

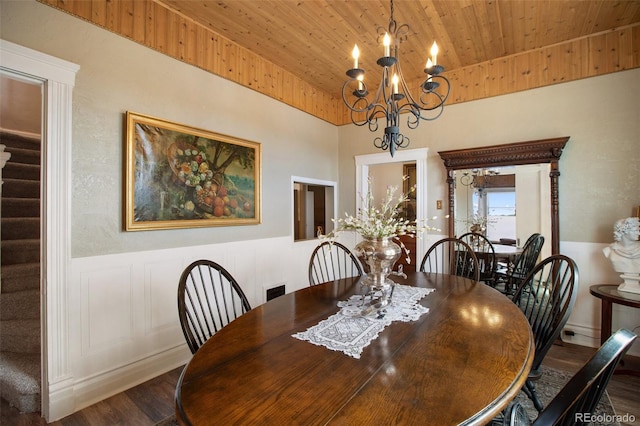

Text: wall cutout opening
xmin=292 ymin=177 xmax=337 ymax=241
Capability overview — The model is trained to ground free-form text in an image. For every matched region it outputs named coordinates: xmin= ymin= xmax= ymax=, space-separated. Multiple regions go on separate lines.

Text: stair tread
xmin=4 ymin=162 xmax=40 ymax=170
xmin=0 ymin=290 xmax=40 ymax=320
xmin=0 ymin=352 xmax=40 ymax=395
xmin=0 ymin=319 xmax=40 ymax=336
xmin=1 ymin=217 xmax=40 ymax=222
xmin=2 ymin=177 xmax=40 ymax=184
xmin=2 ymin=145 xmax=41 ymax=159
xmin=1 ymin=238 xmax=40 ymax=245
xmin=1 ymin=263 xmax=40 ymax=278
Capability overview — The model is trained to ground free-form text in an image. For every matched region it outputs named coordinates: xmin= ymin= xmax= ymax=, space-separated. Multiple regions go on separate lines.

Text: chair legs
xmin=523 ymin=379 xmax=544 ymax=412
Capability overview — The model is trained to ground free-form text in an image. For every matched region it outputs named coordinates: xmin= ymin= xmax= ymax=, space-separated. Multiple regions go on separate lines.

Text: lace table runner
xmin=292 ymin=284 xmax=435 ymax=359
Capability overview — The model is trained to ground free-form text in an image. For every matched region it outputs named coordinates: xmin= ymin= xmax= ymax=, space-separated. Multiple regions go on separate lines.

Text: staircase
xmin=0 ymin=131 xmax=42 ymax=413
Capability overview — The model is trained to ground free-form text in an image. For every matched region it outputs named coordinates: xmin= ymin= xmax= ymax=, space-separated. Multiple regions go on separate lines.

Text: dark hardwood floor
xmin=1 ymin=366 xmax=183 ymax=425
xmin=2 ymin=341 xmax=639 ymax=425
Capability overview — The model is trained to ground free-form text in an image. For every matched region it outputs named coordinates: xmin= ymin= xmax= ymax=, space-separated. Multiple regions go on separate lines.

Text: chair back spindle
xmin=309 ymin=241 xmax=363 ymax=286
xmin=420 ymin=237 xmax=480 ymax=282
xmin=178 ymin=259 xmax=251 ymax=354
xmin=459 ymin=232 xmax=497 ymax=285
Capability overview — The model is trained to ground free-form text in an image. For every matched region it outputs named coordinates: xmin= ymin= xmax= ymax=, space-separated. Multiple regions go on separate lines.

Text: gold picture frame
xmin=125 ymin=111 xmax=261 ymax=231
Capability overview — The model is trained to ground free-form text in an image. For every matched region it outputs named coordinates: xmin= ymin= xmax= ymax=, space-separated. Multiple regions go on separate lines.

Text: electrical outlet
xmin=563 ymin=329 xmax=575 ymax=336
xmin=436 ymin=200 xmax=442 ymax=209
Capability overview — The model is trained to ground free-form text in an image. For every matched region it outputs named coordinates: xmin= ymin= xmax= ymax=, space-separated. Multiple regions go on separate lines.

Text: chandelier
xmin=342 ymin=0 xmax=450 ymax=157
xmin=459 ymin=168 xmax=501 ymax=191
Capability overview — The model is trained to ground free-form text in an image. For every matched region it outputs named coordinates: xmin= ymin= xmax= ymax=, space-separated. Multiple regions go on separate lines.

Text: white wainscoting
xmin=65 ymin=236 xmax=325 ymax=417
xmin=58 ymin=237 xmax=639 ymax=418
xmin=559 ymin=241 xmax=640 ymax=357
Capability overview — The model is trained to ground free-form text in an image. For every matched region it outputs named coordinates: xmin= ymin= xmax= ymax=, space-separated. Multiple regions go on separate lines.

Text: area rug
xmin=156 ymin=365 xmax=619 ymax=425
xmin=513 ymin=365 xmax=619 ymax=425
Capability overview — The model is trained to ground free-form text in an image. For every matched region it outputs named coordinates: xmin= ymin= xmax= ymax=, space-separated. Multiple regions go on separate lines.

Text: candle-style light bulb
xmin=383 ymin=33 xmax=391 ymax=57
xmin=426 ymin=58 xmax=433 ymax=81
xmin=352 ymin=44 xmax=360 ymax=69
xmin=430 ymin=41 xmax=439 ymax=65
xmin=357 ymin=74 xmax=364 ymax=91
xmin=392 ymin=74 xmax=399 ymax=94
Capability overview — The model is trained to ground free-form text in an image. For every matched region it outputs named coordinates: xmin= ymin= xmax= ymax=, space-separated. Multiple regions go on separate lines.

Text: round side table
xmin=590 ymin=284 xmax=640 ymax=376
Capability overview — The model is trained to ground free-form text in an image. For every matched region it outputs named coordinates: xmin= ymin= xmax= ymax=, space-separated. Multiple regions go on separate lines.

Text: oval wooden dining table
xmin=175 ymin=272 xmax=534 ymax=426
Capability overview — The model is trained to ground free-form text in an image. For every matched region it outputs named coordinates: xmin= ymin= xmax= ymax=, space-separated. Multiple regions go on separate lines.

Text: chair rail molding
xmin=1 ymin=39 xmax=79 ymax=421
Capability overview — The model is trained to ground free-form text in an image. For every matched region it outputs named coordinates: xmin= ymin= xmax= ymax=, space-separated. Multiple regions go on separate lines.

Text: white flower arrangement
xmin=457 ymin=213 xmax=495 ymax=232
xmin=322 ymin=176 xmax=440 ymax=263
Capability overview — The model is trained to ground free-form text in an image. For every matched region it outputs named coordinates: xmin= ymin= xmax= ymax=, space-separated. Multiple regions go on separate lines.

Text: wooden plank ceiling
xmin=40 ymin=0 xmax=640 ymax=125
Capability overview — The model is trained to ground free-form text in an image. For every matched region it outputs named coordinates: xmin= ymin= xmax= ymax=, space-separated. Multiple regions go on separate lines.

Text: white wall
xmin=368 ymin=162 xmax=404 ymax=202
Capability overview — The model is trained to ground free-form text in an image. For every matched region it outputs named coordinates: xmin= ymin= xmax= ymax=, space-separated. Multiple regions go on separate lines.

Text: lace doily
xmin=292 ymin=284 xmax=434 ymax=359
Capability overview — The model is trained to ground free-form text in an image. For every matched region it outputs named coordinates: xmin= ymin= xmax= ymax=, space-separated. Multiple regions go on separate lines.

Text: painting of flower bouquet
xmin=125 ymin=111 xmax=261 ymax=231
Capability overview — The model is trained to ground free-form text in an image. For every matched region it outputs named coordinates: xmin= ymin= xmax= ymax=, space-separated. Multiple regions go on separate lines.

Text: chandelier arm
xmin=418 ymin=75 xmax=451 ymax=111
xmin=342 ymin=79 xmax=370 ymax=114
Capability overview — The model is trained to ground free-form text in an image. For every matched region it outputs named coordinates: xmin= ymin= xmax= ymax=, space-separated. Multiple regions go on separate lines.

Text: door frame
xmin=1 ymin=39 xmax=79 ymax=421
xmin=355 ymin=148 xmax=429 ymax=265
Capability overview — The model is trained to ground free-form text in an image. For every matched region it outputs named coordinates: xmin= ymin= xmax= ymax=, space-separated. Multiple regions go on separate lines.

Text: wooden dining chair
xmin=459 ymin=232 xmax=497 ymax=286
xmin=419 ymin=237 xmax=480 ymax=282
xmin=308 ymin=241 xmax=363 ymax=286
xmin=495 ymin=233 xmax=544 ymax=294
xmin=177 ymin=259 xmax=252 ymax=354
xmin=499 ymin=328 xmax=637 ymax=425
xmin=511 ymin=254 xmax=578 ymax=413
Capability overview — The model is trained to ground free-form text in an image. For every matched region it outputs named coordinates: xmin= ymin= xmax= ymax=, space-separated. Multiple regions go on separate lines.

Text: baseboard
xmin=45 ymin=376 xmax=75 ymax=422
xmin=560 ymin=323 xmax=600 ymax=349
xmin=47 ymin=345 xmax=190 ymax=421
xmin=561 ymin=322 xmax=640 ymax=358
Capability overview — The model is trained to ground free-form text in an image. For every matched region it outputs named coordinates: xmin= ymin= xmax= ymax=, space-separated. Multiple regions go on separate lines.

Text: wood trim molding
xmin=438 ymin=137 xmax=569 ymax=255
xmin=438 ymin=137 xmax=569 ymax=170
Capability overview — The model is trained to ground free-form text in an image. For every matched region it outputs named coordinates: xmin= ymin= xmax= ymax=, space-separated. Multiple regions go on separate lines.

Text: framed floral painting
xmin=125 ymin=111 xmax=261 ymax=231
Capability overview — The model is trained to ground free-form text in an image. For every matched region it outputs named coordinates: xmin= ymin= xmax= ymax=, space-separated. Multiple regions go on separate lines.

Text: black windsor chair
xmin=511 ymin=254 xmax=578 ymax=413
xmin=177 ymin=259 xmax=252 ymax=354
xmin=496 ymin=233 xmax=545 ymax=294
xmin=459 ymin=232 xmax=498 ymax=286
xmin=308 ymin=241 xmax=363 ymax=286
xmin=419 ymin=237 xmax=481 ymax=282
xmin=499 ymin=328 xmax=637 ymax=425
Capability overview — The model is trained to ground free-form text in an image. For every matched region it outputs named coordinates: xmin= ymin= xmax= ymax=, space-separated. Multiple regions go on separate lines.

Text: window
xmin=485 ymin=189 xmax=516 ymax=241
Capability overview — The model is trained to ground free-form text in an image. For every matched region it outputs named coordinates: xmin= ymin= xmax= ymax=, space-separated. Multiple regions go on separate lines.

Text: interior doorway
xmin=1 ymin=39 xmax=79 ymax=421
xmin=354 ymin=148 xmax=429 ymax=268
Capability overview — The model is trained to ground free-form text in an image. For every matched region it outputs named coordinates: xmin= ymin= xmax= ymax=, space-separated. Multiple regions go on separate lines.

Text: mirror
xmin=438 ymin=137 xmax=569 ymax=255
xmin=452 ymin=164 xmax=552 ymax=259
